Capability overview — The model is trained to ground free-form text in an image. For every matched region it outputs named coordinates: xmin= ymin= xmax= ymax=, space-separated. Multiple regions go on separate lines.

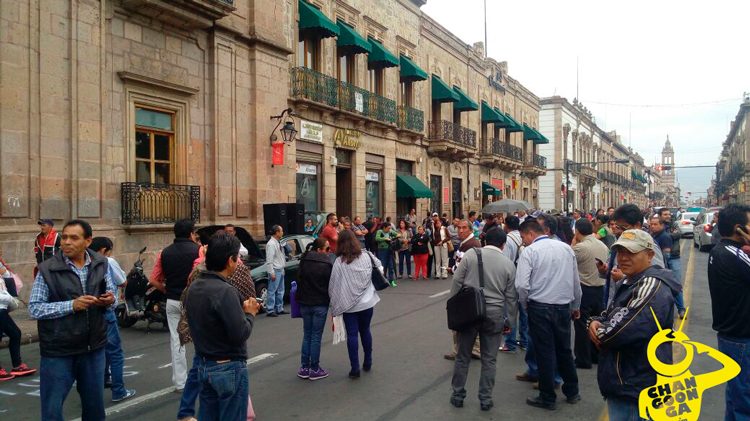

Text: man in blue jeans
xmin=659 ymin=208 xmax=686 ymax=319
xmin=185 ymin=232 xmax=259 ymax=421
xmin=708 ymin=204 xmax=750 ymax=421
xmin=90 ymin=237 xmax=136 ymax=403
xmin=265 ymin=225 xmax=287 ymax=317
xmin=29 ymin=219 xmax=116 ymax=421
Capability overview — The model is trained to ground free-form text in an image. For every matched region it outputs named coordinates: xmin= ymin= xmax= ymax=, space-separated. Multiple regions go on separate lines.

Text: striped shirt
xmin=29 ymin=252 xmax=115 ymax=320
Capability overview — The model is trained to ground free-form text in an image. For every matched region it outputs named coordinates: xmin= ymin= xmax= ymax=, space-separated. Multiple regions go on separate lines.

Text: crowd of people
xmin=7 ymin=199 xmax=748 ymax=420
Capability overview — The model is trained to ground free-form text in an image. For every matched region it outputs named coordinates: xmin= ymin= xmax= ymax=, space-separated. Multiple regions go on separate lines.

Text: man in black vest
xmin=29 ymin=219 xmax=115 ymax=421
xmin=149 ymin=219 xmax=200 ymax=391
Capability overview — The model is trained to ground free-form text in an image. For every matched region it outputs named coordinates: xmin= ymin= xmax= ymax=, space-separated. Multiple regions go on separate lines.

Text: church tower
xmin=660 ymin=136 xmax=677 ymax=205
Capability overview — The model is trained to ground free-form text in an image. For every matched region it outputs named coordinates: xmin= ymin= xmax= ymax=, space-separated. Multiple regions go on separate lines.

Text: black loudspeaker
xmin=263 ymin=203 xmax=306 ymax=236
xmin=286 ymin=203 xmax=305 ymax=235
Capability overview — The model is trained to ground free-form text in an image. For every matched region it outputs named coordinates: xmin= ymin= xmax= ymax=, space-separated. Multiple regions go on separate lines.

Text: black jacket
xmin=186 ymin=271 xmax=254 ymax=361
xmin=411 ymin=233 xmax=430 ymax=254
xmin=162 ymin=238 xmax=200 ymax=301
xmin=592 ymin=266 xmax=680 ymax=401
xmin=36 ymin=251 xmax=109 ymax=357
xmin=708 ymin=239 xmax=750 ymax=338
xmin=296 ymin=252 xmax=332 ymax=306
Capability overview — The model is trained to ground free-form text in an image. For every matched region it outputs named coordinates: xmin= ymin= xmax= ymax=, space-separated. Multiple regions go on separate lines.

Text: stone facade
xmin=716 ymin=97 xmax=750 ymax=206
xmin=538 ymin=96 xmax=648 ymax=212
xmin=0 ymin=0 xmax=545 ymax=297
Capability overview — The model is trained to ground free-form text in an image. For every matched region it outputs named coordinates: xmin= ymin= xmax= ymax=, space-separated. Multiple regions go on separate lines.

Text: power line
xmin=580 ymin=98 xmax=741 ymax=108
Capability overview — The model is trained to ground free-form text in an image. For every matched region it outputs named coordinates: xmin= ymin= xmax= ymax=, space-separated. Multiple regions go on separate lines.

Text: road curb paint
xmin=428 ymin=290 xmax=450 ymax=298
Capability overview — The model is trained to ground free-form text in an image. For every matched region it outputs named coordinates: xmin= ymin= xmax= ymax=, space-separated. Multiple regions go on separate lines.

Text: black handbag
xmin=446 ymin=248 xmax=486 ymax=331
xmin=368 ymin=252 xmax=390 ymax=291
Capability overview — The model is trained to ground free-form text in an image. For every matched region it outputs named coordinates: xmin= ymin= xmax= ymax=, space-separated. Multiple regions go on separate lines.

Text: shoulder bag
xmin=446 ymin=248 xmax=486 ymax=331
xmin=367 ymin=252 xmax=390 ymax=291
xmin=177 ymin=285 xmax=192 ymax=346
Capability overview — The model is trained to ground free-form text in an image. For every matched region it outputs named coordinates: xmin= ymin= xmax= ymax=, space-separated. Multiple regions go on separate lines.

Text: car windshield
xmin=681 ymin=212 xmax=698 ymax=220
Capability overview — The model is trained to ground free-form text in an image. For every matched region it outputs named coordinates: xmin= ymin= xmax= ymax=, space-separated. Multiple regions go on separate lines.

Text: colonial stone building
xmin=538 ymin=96 xmax=647 ymax=212
xmin=0 ymin=0 xmax=546 ymax=294
xmin=716 ymin=97 xmax=750 ymax=206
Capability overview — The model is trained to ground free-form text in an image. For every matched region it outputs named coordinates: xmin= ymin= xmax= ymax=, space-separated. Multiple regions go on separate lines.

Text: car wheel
xmin=254 ymin=280 xmax=269 ymax=314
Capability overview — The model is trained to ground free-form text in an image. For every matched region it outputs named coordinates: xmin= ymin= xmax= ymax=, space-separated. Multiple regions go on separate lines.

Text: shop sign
xmin=491 ymin=178 xmax=504 ymax=189
xmin=366 ymin=171 xmax=379 ymax=182
xmin=299 ymin=120 xmax=323 ymax=143
xmin=334 ymin=128 xmax=361 ymax=149
xmin=296 ymin=163 xmax=318 ymax=175
xmin=355 ymin=92 xmax=364 ymax=113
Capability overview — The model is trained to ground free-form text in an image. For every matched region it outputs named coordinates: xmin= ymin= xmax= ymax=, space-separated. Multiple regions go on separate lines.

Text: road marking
xmin=124 ymin=354 xmax=145 ymax=360
xmin=0 ymin=390 xmax=16 ymax=396
xmin=70 ymin=353 xmax=279 ymax=421
xmin=158 ymin=363 xmax=172 ymax=369
xmin=429 ymin=290 xmax=450 ymax=298
xmin=18 ymin=383 xmax=38 ymax=388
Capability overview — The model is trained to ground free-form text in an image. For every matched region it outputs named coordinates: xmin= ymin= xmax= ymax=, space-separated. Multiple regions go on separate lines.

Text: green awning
xmin=481 ymin=101 xmax=507 ymax=124
xmin=523 ymin=124 xmax=543 ymax=143
xmin=453 ymin=86 xmax=479 ymax=112
xmin=432 ymin=75 xmax=459 ymax=103
xmin=367 ymin=37 xmax=399 ymax=69
xmin=535 ymin=128 xmax=550 ymax=144
xmin=482 ymin=181 xmax=501 ymax=196
xmin=336 ymin=21 xmax=371 ymax=55
xmin=399 ymin=54 xmax=428 ymax=82
xmin=504 ymin=112 xmax=524 ymax=132
xmin=396 ymin=175 xmax=433 ymax=199
xmin=298 ymin=0 xmax=339 ymax=39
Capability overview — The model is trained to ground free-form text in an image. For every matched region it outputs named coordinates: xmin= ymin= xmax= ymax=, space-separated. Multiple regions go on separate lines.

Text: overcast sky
xmin=422 ymin=0 xmax=748 ymax=200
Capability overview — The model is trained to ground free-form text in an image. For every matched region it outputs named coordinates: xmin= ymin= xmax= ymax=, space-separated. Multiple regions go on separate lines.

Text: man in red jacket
xmin=34 ymin=219 xmax=61 ymax=277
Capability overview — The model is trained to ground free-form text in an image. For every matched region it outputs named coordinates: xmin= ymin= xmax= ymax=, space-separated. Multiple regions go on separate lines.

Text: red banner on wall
xmin=491 ymin=178 xmax=504 ymax=189
xmin=272 ymin=142 xmax=284 ymax=166
xmin=443 ymin=187 xmax=449 ymax=203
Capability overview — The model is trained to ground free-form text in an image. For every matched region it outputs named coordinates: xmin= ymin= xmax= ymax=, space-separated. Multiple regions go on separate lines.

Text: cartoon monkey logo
xmin=639 ymin=308 xmax=740 ymax=420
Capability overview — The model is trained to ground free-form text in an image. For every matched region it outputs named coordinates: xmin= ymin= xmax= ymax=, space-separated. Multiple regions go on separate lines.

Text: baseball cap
xmin=612 ymin=229 xmax=654 ymax=253
xmin=530 ymin=210 xmax=543 ymax=218
xmin=431 ymin=212 xmax=439 ymax=217
xmin=37 ymin=218 xmax=54 ymax=226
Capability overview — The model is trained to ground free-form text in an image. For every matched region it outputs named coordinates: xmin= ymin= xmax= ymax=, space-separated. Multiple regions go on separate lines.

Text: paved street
xmin=0 ymin=241 xmax=728 ymax=420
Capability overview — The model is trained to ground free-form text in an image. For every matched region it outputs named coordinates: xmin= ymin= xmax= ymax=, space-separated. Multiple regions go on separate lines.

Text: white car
xmin=693 ymin=208 xmax=721 ymax=251
xmin=677 ymin=212 xmax=699 ymax=237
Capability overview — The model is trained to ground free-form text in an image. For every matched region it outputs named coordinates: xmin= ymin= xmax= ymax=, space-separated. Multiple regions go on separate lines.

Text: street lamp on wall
xmin=269 ymin=108 xmax=297 ymax=167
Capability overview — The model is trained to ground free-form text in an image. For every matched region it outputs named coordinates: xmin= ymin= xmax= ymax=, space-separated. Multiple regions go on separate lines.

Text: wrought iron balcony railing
xmin=428 ymin=120 xmax=476 ymax=148
xmin=121 ymin=182 xmax=200 ymax=225
xmin=290 ymin=67 xmax=338 ymax=108
xmin=291 ymin=67 xmax=405 ymax=127
xmin=398 ymin=105 xmax=424 ymax=133
xmin=489 ymin=139 xmax=524 ymax=162
xmin=533 ymin=153 xmax=547 ymax=169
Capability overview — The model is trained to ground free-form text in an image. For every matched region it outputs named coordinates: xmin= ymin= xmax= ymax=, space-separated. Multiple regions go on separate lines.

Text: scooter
xmin=115 ymin=246 xmax=168 ymax=330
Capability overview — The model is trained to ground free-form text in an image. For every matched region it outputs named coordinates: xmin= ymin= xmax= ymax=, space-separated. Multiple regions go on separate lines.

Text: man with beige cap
xmin=587 ymin=229 xmax=680 ymax=420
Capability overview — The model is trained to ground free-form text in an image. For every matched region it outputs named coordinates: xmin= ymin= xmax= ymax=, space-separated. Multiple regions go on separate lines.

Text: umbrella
xmin=481 ymin=199 xmax=531 ymax=215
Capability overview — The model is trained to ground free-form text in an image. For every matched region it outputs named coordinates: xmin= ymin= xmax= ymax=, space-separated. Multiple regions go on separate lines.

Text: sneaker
xmin=297 ymin=367 xmax=310 ymax=379
xmin=0 ymin=369 xmax=14 ymax=382
xmin=308 ymin=367 xmax=329 ymax=380
xmin=112 ymin=389 xmax=136 ymax=402
xmin=499 ymin=345 xmax=517 ymax=354
xmin=443 ymin=352 xmax=456 ymax=361
xmin=348 ymin=369 xmax=360 ymax=379
xmin=10 ymin=363 xmax=37 ymax=377
xmin=266 ymin=312 xmax=278 ymax=317
xmin=390 ymin=280 xmax=398 ymax=287
xmin=678 ymin=310 xmax=686 ymax=319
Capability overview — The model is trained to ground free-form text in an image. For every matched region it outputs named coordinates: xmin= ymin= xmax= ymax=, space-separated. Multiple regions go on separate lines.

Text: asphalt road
xmin=0 ymin=240 xmax=729 ymax=420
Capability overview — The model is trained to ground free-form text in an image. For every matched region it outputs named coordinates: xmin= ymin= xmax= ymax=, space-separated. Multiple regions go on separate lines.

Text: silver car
xmin=677 ymin=212 xmax=699 ymax=237
xmin=693 ymin=208 xmax=721 ymax=251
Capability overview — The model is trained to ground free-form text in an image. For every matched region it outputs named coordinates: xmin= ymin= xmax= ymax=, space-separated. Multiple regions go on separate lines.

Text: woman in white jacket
xmin=0 ymin=252 xmax=36 ymax=381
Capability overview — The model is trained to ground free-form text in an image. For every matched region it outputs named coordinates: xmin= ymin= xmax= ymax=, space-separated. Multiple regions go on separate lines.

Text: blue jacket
xmin=591 ymin=265 xmax=680 ymax=401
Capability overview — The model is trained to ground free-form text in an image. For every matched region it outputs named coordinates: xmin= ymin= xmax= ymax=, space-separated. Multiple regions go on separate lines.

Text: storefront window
xmin=296 ymin=162 xmax=320 ymax=212
xmin=365 ymin=170 xmax=381 ymax=218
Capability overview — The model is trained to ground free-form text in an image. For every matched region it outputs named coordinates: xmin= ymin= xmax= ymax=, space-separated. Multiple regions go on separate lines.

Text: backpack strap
xmin=475 ymin=247 xmax=484 ymax=289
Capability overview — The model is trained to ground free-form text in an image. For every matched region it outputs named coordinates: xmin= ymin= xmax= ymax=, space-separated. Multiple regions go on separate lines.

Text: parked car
xmin=677 ymin=212 xmax=699 ymax=237
xmin=693 ymin=207 xmax=722 ymax=252
xmin=196 ymin=225 xmax=314 ymax=307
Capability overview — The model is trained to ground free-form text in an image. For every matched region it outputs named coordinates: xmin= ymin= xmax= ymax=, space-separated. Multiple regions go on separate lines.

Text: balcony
xmin=121 ymin=182 xmax=200 ymax=225
xmin=580 ymin=165 xmax=598 ymax=183
xmin=291 ymin=67 xmax=407 ymax=129
xmin=480 ymin=139 xmax=523 ymax=170
xmin=398 ymin=105 xmax=424 ymax=133
xmin=121 ymin=0 xmax=235 ymax=29
xmin=522 ymin=153 xmax=546 ymax=177
xmin=427 ymin=120 xmax=477 ymax=159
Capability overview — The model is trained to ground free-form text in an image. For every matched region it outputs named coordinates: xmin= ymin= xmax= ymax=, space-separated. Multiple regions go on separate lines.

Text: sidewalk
xmin=0 ymin=308 xmax=38 ymax=349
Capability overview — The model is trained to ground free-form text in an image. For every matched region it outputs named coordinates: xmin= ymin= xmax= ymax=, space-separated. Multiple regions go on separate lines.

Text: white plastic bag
xmin=332 ymin=315 xmax=347 ymax=345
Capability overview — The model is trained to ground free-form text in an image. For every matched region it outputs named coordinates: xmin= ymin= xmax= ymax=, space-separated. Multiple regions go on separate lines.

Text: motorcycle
xmin=115 ymin=246 xmax=168 ymax=330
